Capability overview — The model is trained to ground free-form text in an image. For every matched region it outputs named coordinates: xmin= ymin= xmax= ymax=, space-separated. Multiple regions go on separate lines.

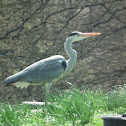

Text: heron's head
xmin=67 ymin=31 xmax=101 ymax=42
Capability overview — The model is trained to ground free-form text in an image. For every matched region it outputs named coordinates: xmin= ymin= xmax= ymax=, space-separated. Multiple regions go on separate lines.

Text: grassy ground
xmin=0 ymin=84 xmax=126 ymax=126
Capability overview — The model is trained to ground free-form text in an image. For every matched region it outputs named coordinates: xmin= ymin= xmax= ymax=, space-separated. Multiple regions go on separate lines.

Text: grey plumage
xmin=4 ymin=31 xmax=101 ymax=90
xmin=4 ymin=55 xmax=66 ymax=88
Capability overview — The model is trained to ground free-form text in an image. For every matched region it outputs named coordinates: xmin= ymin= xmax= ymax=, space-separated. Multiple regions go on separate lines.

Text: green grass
xmin=0 ymin=84 xmax=126 ymax=126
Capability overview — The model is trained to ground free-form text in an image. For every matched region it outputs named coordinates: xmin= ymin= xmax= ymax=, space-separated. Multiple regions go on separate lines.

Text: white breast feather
xmin=12 ymin=82 xmax=30 ymax=89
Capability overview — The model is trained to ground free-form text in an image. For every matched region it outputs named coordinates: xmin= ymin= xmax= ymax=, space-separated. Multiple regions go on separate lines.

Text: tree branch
xmin=0 ymin=0 xmax=51 ymax=40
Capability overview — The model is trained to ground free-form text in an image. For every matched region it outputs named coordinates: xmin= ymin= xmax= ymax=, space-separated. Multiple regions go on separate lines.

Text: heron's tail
xmin=4 ymin=71 xmax=30 ymax=88
xmin=3 ymin=74 xmax=19 ymax=87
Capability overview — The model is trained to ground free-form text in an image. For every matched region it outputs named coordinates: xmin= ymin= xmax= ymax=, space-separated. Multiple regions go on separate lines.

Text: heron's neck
xmin=64 ymin=38 xmax=77 ymax=75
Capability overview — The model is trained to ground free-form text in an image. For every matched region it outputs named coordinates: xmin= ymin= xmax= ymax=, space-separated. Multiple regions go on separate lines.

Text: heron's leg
xmin=45 ymin=82 xmax=52 ymax=105
xmin=45 ymin=82 xmax=52 ymax=93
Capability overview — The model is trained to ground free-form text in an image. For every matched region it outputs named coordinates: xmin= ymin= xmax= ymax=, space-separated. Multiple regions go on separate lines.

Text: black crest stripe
xmin=68 ymin=33 xmax=78 ymax=37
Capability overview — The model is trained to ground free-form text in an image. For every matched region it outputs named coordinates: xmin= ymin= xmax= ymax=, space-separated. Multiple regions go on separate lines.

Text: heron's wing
xmin=4 ymin=55 xmax=66 ymax=86
xmin=26 ymin=58 xmax=66 ymax=83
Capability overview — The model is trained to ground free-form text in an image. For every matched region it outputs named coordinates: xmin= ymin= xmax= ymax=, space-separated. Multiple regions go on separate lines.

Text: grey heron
xmin=4 ymin=31 xmax=101 ymax=92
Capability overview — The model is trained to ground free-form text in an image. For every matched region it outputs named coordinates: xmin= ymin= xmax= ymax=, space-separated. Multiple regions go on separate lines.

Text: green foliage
xmin=0 ymin=84 xmax=126 ymax=126
xmin=45 ymin=89 xmax=96 ymax=125
xmin=0 ymin=103 xmax=31 ymax=126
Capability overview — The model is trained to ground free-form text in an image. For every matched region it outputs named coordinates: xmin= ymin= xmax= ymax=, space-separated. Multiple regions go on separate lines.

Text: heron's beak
xmin=81 ymin=33 xmax=101 ymax=37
